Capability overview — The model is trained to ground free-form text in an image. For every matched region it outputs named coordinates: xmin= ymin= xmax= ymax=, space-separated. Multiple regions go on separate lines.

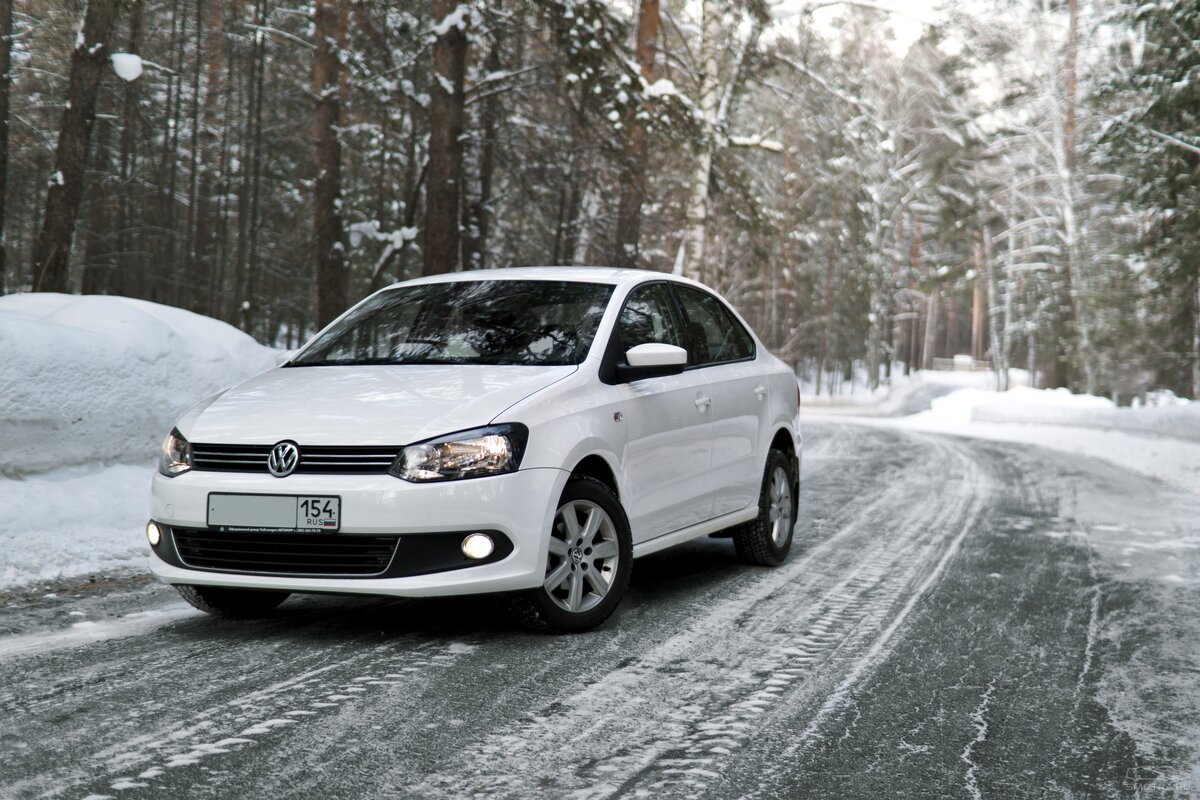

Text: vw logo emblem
xmin=267 ymin=441 xmax=300 ymax=477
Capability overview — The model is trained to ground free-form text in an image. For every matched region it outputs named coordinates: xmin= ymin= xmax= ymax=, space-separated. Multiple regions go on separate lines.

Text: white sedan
xmin=147 ymin=267 xmax=801 ymax=632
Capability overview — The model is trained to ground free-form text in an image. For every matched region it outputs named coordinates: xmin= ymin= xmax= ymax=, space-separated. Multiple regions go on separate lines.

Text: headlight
xmin=158 ymin=428 xmax=193 ymax=477
xmin=391 ymin=424 xmax=528 ymax=482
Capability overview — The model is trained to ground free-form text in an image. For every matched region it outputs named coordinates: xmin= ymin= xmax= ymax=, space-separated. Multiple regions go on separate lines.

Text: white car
xmin=147 ymin=267 xmax=801 ymax=632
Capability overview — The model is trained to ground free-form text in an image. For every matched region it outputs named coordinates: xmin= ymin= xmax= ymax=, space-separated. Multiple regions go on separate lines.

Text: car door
xmin=672 ymin=284 xmax=764 ymax=518
xmin=614 ymin=282 xmax=715 ymax=542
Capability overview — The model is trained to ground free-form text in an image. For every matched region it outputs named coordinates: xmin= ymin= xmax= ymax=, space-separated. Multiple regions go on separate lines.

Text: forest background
xmin=1 ymin=0 xmax=1197 ymax=401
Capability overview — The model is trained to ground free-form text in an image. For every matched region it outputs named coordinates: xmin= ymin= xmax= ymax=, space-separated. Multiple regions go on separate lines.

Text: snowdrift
xmin=918 ymin=385 xmax=1200 ymax=441
xmin=0 ymin=293 xmax=276 ymax=475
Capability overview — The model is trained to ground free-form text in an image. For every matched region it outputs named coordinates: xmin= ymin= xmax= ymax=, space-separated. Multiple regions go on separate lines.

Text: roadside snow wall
xmin=0 ymin=294 xmax=276 ymax=475
xmin=924 ymin=386 xmax=1200 ymax=441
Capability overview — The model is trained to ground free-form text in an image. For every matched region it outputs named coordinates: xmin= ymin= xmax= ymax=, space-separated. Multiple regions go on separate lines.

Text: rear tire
xmin=176 ymin=585 xmax=290 ymax=618
xmin=733 ymin=449 xmax=797 ymax=566
xmin=509 ymin=477 xmax=633 ymax=633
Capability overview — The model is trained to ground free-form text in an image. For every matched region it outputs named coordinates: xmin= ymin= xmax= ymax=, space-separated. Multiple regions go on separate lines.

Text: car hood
xmin=179 ymin=364 xmax=577 ymax=445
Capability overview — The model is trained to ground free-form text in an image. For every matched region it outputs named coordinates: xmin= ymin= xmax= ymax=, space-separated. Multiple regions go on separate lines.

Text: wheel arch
xmin=767 ymin=424 xmax=800 ymax=491
xmin=569 ymin=453 xmax=621 ymax=500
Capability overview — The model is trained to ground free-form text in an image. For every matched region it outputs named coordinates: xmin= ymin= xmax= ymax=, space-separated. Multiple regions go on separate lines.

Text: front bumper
xmin=147 ymin=466 xmax=567 ymax=597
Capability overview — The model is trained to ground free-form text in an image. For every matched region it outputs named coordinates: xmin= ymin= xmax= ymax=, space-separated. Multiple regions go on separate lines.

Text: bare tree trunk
xmin=613 ymin=0 xmax=658 ymax=268
xmin=233 ymin=0 xmax=267 ymax=327
xmin=81 ymin=110 xmax=112 ymax=294
xmin=866 ymin=202 xmax=886 ymax=390
xmin=32 ymin=0 xmax=122 ymax=293
xmin=113 ymin=1 xmax=142 ymax=298
xmin=192 ymin=0 xmax=223 ymax=313
xmin=815 ymin=194 xmax=837 ymax=394
xmin=1193 ymin=280 xmax=1200 ymax=400
xmin=242 ymin=31 xmax=267 ymax=331
xmin=923 ymin=289 xmax=938 ymax=370
xmin=0 ymin=0 xmax=12 ymax=292
xmin=463 ymin=5 xmax=501 ymax=271
xmin=424 ymin=0 xmax=467 ymax=276
xmin=183 ymin=0 xmax=204 ymax=309
xmin=682 ymin=0 xmax=720 ymax=281
xmin=314 ymin=0 xmax=346 ymax=327
xmin=1059 ymin=0 xmax=1094 ymax=393
xmin=971 ymin=232 xmax=985 ymax=362
xmin=983 ymin=224 xmax=1007 ymax=390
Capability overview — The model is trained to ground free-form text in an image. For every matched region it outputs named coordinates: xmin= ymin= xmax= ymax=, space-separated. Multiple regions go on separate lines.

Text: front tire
xmin=176 ymin=585 xmax=290 ymax=618
xmin=510 ymin=477 xmax=633 ymax=633
xmin=733 ymin=449 xmax=797 ymax=566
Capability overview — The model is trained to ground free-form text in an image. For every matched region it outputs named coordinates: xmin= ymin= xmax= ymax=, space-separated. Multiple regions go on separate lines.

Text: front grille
xmin=172 ymin=528 xmax=399 ymax=577
xmin=191 ymin=443 xmax=399 ymax=475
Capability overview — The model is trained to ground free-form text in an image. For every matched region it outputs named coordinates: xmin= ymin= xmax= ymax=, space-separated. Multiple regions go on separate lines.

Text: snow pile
xmin=0 ymin=463 xmax=156 ymax=588
xmin=0 ymin=293 xmax=276 ymax=475
xmin=920 ymin=385 xmax=1113 ymax=426
xmin=0 ymin=294 xmax=277 ymax=589
xmin=885 ymin=383 xmax=1200 ymax=496
xmin=913 ymin=385 xmax=1200 ymax=442
xmin=801 ymin=368 xmax=1004 ymax=416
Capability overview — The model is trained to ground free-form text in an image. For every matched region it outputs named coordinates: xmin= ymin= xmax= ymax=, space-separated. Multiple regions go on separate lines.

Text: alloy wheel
xmin=768 ymin=465 xmax=793 ymax=547
xmin=543 ymin=499 xmax=620 ymax=613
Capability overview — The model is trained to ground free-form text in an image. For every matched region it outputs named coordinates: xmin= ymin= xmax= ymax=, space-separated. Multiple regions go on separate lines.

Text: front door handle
xmin=695 ymin=394 xmax=712 ymax=412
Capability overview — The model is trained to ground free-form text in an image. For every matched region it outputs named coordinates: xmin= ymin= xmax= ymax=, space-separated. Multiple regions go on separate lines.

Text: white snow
xmin=894 ymin=383 xmax=1200 ymax=496
xmin=644 ymin=78 xmax=678 ymax=98
xmin=0 ymin=294 xmax=276 ymax=589
xmin=729 ymin=134 xmax=785 ymax=152
xmin=432 ymin=4 xmax=469 ymax=36
xmin=809 ymin=370 xmax=1200 ymax=497
xmin=0 ymin=606 xmax=198 ymax=661
xmin=110 ymin=52 xmax=144 ymax=82
xmin=0 ymin=293 xmax=276 ymax=475
xmin=0 ymin=463 xmax=155 ymax=587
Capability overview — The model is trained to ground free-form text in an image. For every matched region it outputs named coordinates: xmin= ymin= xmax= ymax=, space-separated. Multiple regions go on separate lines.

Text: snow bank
xmin=913 ymin=385 xmax=1200 ymax=442
xmin=875 ymin=383 xmax=1200 ymax=496
xmin=0 ymin=463 xmax=154 ymax=588
xmin=0 ymin=293 xmax=276 ymax=475
xmin=801 ymin=369 xmax=1004 ymax=416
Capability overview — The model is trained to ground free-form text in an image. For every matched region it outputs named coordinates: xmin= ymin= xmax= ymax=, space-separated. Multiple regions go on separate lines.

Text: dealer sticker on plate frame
xmin=207 ymin=493 xmax=341 ymax=532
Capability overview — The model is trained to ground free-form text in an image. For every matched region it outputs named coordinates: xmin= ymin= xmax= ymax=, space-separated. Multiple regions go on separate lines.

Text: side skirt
xmin=632 ymin=505 xmax=759 ymax=559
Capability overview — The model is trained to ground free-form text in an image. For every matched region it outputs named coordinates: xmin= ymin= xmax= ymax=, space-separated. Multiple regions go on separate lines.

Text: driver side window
xmin=618 ymin=283 xmax=685 ymax=355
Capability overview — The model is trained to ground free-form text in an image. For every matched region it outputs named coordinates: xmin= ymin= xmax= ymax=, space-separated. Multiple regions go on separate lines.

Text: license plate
xmin=207 ymin=494 xmax=341 ymax=532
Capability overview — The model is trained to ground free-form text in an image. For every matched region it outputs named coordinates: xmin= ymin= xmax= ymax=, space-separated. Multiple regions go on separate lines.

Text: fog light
xmin=461 ymin=533 xmax=494 ymax=560
xmin=146 ymin=521 xmax=161 ymax=546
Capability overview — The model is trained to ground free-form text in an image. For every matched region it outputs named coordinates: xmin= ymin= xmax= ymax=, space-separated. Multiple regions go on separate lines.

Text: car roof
xmin=384 ymin=266 xmax=705 ymax=291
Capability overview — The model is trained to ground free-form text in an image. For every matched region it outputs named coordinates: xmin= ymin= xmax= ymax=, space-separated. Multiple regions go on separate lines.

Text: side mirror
xmin=617 ymin=343 xmax=688 ymax=382
xmin=274 ymin=349 xmax=297 ymax=367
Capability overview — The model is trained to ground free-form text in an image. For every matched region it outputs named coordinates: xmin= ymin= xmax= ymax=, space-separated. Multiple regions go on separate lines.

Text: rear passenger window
xmin=618 ymin=283 xmax=685 ymax=354
xmin=674 ymin=286 xmax=755 ymax=366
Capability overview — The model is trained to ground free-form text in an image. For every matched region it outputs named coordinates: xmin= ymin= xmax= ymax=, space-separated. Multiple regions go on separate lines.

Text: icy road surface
xmin=1 ymin=423 xmax=1197 ymax=799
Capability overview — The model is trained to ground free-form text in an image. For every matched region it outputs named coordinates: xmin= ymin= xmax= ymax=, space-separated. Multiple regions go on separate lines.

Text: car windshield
xmin=290 ymin=280 xmax=614 ymax=367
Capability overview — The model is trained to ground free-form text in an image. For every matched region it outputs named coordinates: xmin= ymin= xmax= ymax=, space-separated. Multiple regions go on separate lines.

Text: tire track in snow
xmin=622 ymin=437 xmax=989 ymax=799
xmin=405 ymin=432 xmax=992 ymax=799
xmin=1 ymin=634 xmax=480 ymax=799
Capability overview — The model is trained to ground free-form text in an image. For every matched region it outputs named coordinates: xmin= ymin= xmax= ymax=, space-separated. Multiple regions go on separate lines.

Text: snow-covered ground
xmin=0 ymin=294 xmax=276 ymax=590
xmin=806 ymin=369 xmax=1200 ymax=496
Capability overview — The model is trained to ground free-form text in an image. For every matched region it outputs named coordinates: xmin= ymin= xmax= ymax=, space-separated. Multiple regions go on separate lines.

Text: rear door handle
xmin=754 ymin=384 xmax=768 ymax=400
xmin=695 ymin=394 xmax=712 ymax=411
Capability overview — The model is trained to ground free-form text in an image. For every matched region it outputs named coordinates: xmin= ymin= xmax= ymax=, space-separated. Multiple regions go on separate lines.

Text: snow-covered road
xmin=0 ymin=423 xmax=1196 ymax=799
